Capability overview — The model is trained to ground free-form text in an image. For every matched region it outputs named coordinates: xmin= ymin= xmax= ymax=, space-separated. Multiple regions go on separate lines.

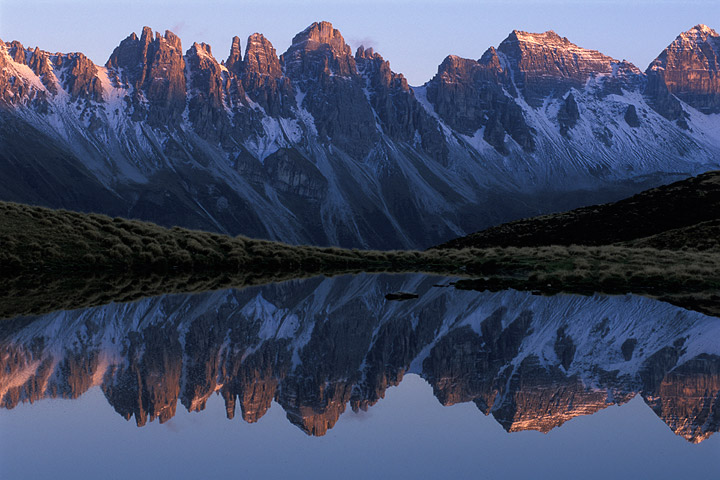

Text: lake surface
xmin=1 ymin=274 xmax=719 ymax=479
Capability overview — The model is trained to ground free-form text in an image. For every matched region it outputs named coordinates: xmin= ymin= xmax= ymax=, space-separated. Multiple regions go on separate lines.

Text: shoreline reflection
xmin=2 ymin=274 xmax=719 ymax=443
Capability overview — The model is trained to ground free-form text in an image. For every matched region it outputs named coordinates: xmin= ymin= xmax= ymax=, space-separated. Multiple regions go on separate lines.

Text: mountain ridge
xmin=2 ymin=22 xmax=720 ymax=249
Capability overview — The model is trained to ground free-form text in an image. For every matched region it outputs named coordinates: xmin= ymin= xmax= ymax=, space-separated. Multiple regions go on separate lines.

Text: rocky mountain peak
xmin=237 ymin=33 xmax=292 ymax=117
xmin=6 ymin=40 xmax=28 ymax=64
xmin=106 ymin=26 xmax=186 ymax=125
xmin=244 ymin=33 xmax=282 ymax=77
xmin=426 ymin=50 xmax=534 ymax=153
xmin=649 ymin=24 xmax=720 ymax=67
xmin=355 ymin=44 xmax=447 ymax=161
xmin=63 ymin=52 xmax=103 ymax=102
xmin=355 ymin=45 xmax=413 ymax=93
xmin=478 ymin=47 xmax=503 ymax=70
xmin=0 ymin=40 xmax=52 ymax=108
xmin=187 ymin=41 xmax=215 ymax=62
xmin=355 ymin=45 xmax=378 ymax=61
xmin=282 ymin=21 xmax=356 ymax=79
xmin=294 ymin=21 xmax=348 ymax=52
xmin=160 ymin=30 xmax=182 ymax=50
xmin=225 ymin=36 xmax=242 ymax=75
xmin=139 ymin=26 xmax=153 ymax=45
xmin=680 ymin=24 xmax=719 ymax=43
xmin=508 ymin=29 xmax=570 ymax=47
xmin=27 ymin=47 xmax=55 ymax=85
xmin=436 ymin=54 xmax=484 ymax=78
xmin=106 ymin=27 xmax=150 ymax=75
xmin=647 ymin=23 xmax=720 ymax=115
xmin=185 ymin=41 xmax=228 ymax=139
xmin=498 ymin=29 xmax=618 ymax=106
xmin=107 ymin=27 xmax=183 ymax=70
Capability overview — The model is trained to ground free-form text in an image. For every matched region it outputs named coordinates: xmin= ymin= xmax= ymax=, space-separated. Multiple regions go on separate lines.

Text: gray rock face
xmin=426 ymin=54 xmax=497 ymax=135
xmin=624 ymin=104 xmax=641 ymax=127
xmin=425 ymin=49 xmax=536 ymax=153
xmin=282 ymin=22 xmax=379 ymax=158
xmin=106 ymin=27 xmax=187 ymax=126
xmin=6 ymin=40 xmax=27 ymax=64
xmin=595 ymin=60 xmax=645 ymax=97
xmin=186 ymin=42 xmax=229 ymax=140
xmin=557 ymin=93 xmax=580 ymax=136
xmin=282 ymin=21 xmax=357 ymax=79
xmin=64 ymin=53 xmax=103 ymax=102
xmin=1 ymin=23 xmax=720 ymax=249
xmin=647 ymin=25 xmax=720 ymax=115
xmin=0 ymin=41 xmax=49 ymax=108
xmin=238 ymin=33 xmax=294 ymax=117
xmin=27 ymin=47 xmax=58 ymax=95
xmin=263 ymin=147 xmax=327 ymax=199
xmin=497 ymin=30 xmax=617 ymax=107
xmin=225 ymin=36 xmax=242 ymax=74
xmin=355 ymin=46 xmax=446 ymax=162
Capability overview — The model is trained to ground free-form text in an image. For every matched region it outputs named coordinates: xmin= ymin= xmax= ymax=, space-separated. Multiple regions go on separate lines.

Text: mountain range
xmin=2 ymin=275 xmax=719 ymax=442
xmin=1 ymin=22 xmax=720 ymax=248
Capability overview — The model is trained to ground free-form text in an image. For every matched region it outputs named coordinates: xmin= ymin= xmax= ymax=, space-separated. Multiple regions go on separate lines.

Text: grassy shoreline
xmin=1 ymin=201 xmax=720 ymax=318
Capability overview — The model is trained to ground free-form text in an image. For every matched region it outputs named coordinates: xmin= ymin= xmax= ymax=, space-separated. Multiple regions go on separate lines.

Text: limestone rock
xmin=425 ymin=49 xmax=535 ymax=153
xmin=282 ymin=21 xmax=356 ymax=79
xmin=238 ymin=33 xmax=293 ymax=116
xmin=498 ymin=30 xmax=618 ymax=107
xmin=185 ymin=42 xmax=228 ymax=140
xmin=356 ymin=46 xmax=447 ymax=162
xmin=62 ymin=52 xmax=103 ymax=102
xmin=263 ymin=148 xmax=328 ymax=199
xmin=282 ymin=22 xmax=378 ymax=159
xmin=647 ymin=25 xmax=720 ymax=114
xmin=225 ymin=36 xmax=242 ymax=74
xmin=557 ymin=93 xmax=580 ymax=136
xmin=624 ymin=104 xmax=641 ymax=127
xmin=106 ymin=27 xmax=187 ymax=126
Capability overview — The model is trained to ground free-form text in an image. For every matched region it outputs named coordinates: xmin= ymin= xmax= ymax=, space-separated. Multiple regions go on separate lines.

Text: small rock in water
xmin=385 ymin=292 xmax=419 ymax=301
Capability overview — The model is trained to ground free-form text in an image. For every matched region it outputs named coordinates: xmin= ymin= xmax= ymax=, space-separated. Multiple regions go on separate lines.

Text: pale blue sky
xmin=1 ymin=1 xmax=718 ymax=85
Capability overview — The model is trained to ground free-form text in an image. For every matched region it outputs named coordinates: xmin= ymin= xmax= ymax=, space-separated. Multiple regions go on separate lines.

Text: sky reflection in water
xmin=1 ymin=274 xmax=719 ymax=479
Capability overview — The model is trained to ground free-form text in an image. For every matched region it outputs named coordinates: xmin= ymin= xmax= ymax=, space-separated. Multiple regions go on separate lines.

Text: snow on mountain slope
xmin=1 ymin=24 xmax=720 ymax=248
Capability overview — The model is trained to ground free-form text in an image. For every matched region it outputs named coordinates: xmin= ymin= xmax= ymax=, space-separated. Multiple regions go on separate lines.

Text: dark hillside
xmin=436 ymin=171 xmax=720 ymax=249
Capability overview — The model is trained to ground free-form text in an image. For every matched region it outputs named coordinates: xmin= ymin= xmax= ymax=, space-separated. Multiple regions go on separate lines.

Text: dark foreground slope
xmin=0 ymin=201 xmax=432 ymax=275
xmin=437 ymin=171 xmax=720 ymax=250
xmin=2 ymin=201 xmax=720 ymax=318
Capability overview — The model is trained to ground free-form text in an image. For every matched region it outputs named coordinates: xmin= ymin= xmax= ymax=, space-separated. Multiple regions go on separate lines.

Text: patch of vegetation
xmin=1 ymin=200 xmax=720 ymax=319
xmin=451 ymin=245 xmax=720 ymax=317
xmin=436 ymin=170 xmax=720 ymax=249
xmin=0 ymin=201 xmax=426 ymax=274
xmin=622 ymin=219 xmax=720 ymax=251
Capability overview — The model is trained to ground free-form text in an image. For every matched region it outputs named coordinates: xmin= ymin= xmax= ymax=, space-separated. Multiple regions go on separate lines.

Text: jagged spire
xmin=244 ymin=33 xmax=281 ymax=77
xmin=283 ymin=21 xmax=356 ymax=79
xmin=225 ymin=36 xmax=242 ymax=74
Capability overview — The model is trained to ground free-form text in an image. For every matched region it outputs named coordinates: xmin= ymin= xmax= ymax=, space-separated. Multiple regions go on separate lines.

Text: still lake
xmin=1 ymin=274 xmax=718 ymax=479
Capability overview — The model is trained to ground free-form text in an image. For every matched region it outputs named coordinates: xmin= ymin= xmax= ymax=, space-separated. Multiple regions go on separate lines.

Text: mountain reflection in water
xmin=1 ymin=274 xmax=719 ymax=443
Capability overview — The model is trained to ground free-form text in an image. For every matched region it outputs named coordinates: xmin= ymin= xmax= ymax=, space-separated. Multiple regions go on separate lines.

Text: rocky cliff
xmin=106 ymin=27 xmax=187 ymax=126
xmin=647 ymin=24 xmax=720 ymax=115
xmin=1 ymin=23 xmax=719 ymax=248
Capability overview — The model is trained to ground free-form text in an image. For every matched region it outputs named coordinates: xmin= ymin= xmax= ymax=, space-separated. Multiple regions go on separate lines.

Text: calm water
xmin=1 ymin=274 xmax=719 ymax=479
